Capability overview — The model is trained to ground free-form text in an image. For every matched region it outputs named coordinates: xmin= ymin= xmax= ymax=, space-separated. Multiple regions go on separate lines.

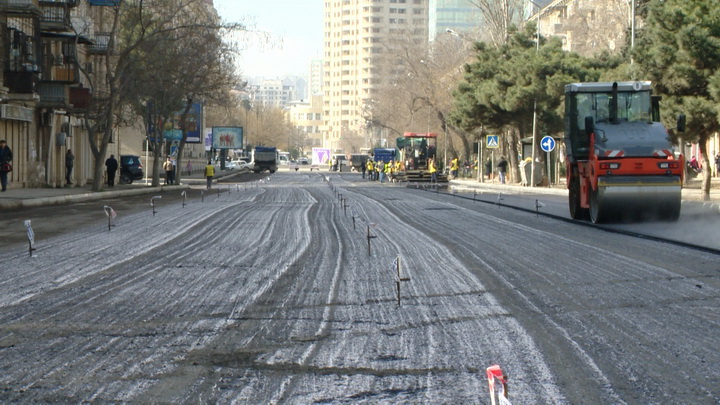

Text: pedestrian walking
xmin=105 ymin=154 xmax=118 ymax=187
xmin=715 ymin=153 xmax=720 ymax=177
xmin=0 ymin=139 xmax=13 ymax=192
xmin=366 ymin=159 xmax=374 ymax=180
xmin=65 ymin=149 xmax=74 ymax=185
xmin=163 ymin=157 xmax=175 ymax=185
xmin=204 ymin=160 xmax=215 ymax=189
xmin=428 ymin=157 xmax=437 ymax=184
xmin=485 ymin=158 xmax=492 ymax=180
xmin=185 ymin=160 xmax=193 ymax=176
xmin=497 ymin=156 xmax=508 ymax=184
xmin=361 ymin=160 xmax=366 ymax=179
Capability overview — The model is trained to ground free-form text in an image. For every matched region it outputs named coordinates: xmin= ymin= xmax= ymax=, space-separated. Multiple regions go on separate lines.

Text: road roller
xmin=564 ymin=81 xmax=686 ymax=223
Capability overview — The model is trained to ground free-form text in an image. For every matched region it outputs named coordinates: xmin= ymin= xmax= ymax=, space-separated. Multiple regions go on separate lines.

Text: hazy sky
xmin=213 ymin=0 xmax=324 ymax=79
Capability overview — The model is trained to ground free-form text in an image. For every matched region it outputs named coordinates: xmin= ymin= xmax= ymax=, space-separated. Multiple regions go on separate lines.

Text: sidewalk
xmin=449 ymin=176 xmax=720 ymax=203
xmin=0 ymin=169 xmax=239 ymax=211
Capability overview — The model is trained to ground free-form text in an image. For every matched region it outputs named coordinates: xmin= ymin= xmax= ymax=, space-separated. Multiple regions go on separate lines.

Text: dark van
xmin=120 ymin=155 xmax=144 ymax=184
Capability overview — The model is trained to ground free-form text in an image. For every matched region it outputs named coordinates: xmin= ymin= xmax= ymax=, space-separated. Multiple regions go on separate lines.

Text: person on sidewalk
xmin=65 ymin=149 xmax=74 ymax=185
xmin=204 ymin=160 xmax=215 ymax=189
xmin=497 ymin=156 xmax=508 ymax=184
xmin=428 ymin=158 xmax=437 ymax=184
xmin=715 ymin=153 xmax=720 ymax=177
xmin=105 ymin=154 xmax=118 ymax=187
xmin=0 ymin=139 xmax=12 ymax=192
xmin=163 ymin=157 xmax=175 ymax=185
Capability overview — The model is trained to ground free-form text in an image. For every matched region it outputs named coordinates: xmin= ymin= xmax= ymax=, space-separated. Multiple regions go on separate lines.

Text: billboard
xmin=147 ymin=102 xmax=203 ymax=143
xmin=312 ymin=148 xmax=331 ymax=165
xmin=212 ymin=126 xmax=243 ymax=149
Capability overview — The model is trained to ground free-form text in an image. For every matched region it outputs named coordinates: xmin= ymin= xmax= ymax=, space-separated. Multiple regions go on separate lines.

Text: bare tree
xmin=464 ymin=0 xmax=525 ymax=47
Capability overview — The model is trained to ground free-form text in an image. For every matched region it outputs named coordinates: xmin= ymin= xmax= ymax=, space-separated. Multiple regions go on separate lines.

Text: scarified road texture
xmin=1 ymin=173 xmax=718 ymax=404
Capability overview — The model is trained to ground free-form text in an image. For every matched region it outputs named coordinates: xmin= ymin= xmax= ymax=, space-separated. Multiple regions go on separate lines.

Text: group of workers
xmin=363 ymin=159 xmax=404 ymax=183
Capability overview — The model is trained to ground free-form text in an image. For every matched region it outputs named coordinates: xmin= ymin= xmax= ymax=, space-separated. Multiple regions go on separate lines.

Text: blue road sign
xmin=487 ymin=135 xmax=499 ymax=149
xmin=540 ymin=136 xmax=556 ymax=152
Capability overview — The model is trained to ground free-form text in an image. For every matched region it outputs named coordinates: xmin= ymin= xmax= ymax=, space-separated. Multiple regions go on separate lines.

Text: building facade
xmin=529 ymin=0 xmax=631 ymax=57
xmin=428 ymin=0 xmax=482 ymax=41
xmin=286 ymin=95 xmax=323 ymax=153
xmin=1 ymin=0 xmax=122 ymax=189
xmin=323 ymin=0 xmax=429 ymax=152
xmin=248 ymin=79 xmax=296 ymax=109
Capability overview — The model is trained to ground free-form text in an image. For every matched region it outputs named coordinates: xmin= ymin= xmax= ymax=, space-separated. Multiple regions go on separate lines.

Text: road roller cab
xmin=564 ymin=81 xmax=685 ymax=223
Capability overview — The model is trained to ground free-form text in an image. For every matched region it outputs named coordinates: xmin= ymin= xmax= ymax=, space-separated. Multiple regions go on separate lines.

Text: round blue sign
xmin=540 ymin=136 xmax=556 ymax=152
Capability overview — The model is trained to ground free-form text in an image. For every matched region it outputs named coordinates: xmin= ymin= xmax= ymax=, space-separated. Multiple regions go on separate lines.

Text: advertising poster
xmin=312 ymin=148 xmax=331 ymax=165
xmin=147 ymin=102 xmax=203 ymax=143
xmin=212 ymin=126 xmax=244 ymax=149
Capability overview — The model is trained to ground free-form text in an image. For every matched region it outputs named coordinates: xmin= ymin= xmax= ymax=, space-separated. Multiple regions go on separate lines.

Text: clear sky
xmin=213 ymin=0 xmax=324 ymax=79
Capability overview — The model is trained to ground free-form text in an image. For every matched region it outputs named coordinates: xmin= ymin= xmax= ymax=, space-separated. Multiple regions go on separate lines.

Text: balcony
xmin=37 ymin=82 xmax=69 ymax=107
xmin=88 ymin=32 xmax=111 ymax=54
xmin=38 ymin=0 xmax=78 ymax=6
xmin=41 ymin=54 xmax=79 ymax=83
xmin=4 ymin=0 xmax=41 ymax=15
xmin=88 ymin=0 xmax=120 ymax=5
xmin=39 ymin=4 xmax=71 ymax=31
xmin=4 ymin=71 xmax=37 ymax=94
xmin=69 ymin=86 xmax=90 ymax=111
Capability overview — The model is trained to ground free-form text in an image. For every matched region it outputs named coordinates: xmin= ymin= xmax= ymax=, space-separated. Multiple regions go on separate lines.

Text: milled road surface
xmin=0 ymin=172 xmax=718 ymax=404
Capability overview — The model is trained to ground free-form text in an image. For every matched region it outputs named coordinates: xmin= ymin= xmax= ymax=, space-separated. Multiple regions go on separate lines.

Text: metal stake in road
xmin=496 ymin=193 xmax=503 ymax=208
xmin=151 ymin=195 xmax=162 ymax=216
xmin=343 ymin=200 xmax=349 ymax=217
xmin=394 ymin=256 xmax=411 ymax=306
xmin=217 ymin=187 xmax=220 ymax=199
xmin=24 ymin=220 xmax=36 ymax=257
xmin=535 ymin=199 xmax=545 ymax=217
xmin=181 ymin=191 xmax=187 ymax=208
xmin=367 ymin=223 xmax=378 ymax=256
xmin=473 ymin=190 xmax=477 ymax=201
xmin=103 ymin=206 xmax=117 ymax=231
xmin=351 ymin=209 xmax=357 ymax=230
xmin=201 ymin=190 xmax=205 ymax=203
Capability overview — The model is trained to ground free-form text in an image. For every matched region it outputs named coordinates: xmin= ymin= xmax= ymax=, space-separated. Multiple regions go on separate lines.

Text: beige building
xmin=529 ymin=0 xmax=631 ymax=57
xmin=323 ymin=0 xmax=429 ymax=152
xmin=286 ymin=95 xmax=323 ymax=154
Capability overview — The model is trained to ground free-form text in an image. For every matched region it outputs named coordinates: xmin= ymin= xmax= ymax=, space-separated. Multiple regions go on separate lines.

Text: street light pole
xmin=528 ymin=0 xmax=541 ymax=187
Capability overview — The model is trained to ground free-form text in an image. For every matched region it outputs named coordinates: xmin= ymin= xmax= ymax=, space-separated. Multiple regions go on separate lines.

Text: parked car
xmin=120 ymin=155 xmax=144 ymax=184
xmin=289 ymin=160 xmax=299 ymax=171
xmin=298 ymin=157 xmax=310 ymax=166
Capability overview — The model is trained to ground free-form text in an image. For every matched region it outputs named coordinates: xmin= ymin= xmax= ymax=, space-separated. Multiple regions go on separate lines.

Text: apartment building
xmin=529 ymin=0 xmax=630 ymax=57
xmin=323 ymin=0 xmax=429 ymax=152
xmin=286 ymin=95 xmax=323 ymax=153
xmin=428 ymin=0 xmax=482 ymax=41
xmin=0 ymin=0 xmax=120 ymax=189
xmin=248 ymin=79 xmax=296 ymax=109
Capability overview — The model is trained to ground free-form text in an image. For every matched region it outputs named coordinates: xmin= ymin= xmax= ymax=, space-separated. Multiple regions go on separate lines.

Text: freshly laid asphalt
xmin=1 ymin=167 xmax=718 ymax=210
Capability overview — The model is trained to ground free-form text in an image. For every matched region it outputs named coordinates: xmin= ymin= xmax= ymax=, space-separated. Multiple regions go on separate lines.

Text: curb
xmin=0 ymin=185 xmax=189 ymax=210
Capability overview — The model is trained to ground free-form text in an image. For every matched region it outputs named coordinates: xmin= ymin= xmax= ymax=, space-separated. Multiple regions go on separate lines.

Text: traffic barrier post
xmin=24 ymin=220 xmax=36 ymax=257
xmin=103 ymin=206 xmax=117 ymax=231
xmin=393 ymin=256 xmax=411 ymax=306
xmin=151 ymin=195 xmax=162 ymax=216
xmin=487 ymin=364 xmax=510 ymax=405
xmin=367 ymin=223 xmax=377 ymax=256
xmin=181 ymin=191 xmax=187 ymax=208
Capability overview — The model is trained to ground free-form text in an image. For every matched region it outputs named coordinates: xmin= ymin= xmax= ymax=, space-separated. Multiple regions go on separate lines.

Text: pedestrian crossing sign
xmin=487 ymin=135 xmax=499 ymax=149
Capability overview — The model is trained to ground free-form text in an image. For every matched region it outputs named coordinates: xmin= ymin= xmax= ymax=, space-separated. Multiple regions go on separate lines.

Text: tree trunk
xmin=700 ymin=136 xmax=711 ymax=201
xmin=175 ymin=99 xmax=193 ymax=184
